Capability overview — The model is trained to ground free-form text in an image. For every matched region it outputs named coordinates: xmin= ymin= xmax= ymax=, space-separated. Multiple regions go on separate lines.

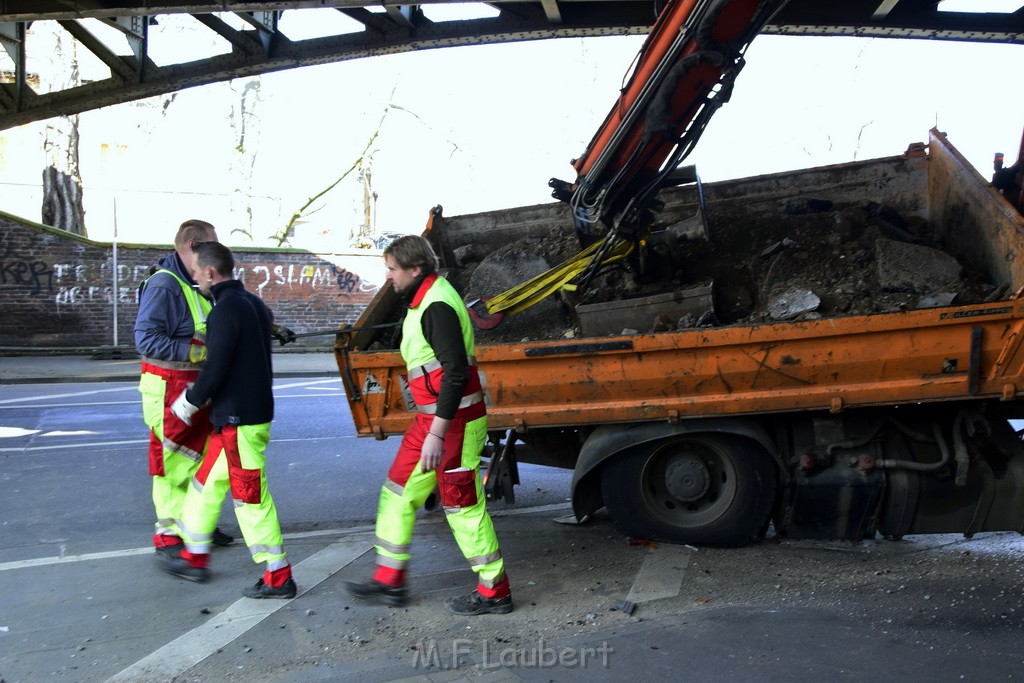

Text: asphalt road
xmin=2 ymin=379 xmax=1024 ymax=682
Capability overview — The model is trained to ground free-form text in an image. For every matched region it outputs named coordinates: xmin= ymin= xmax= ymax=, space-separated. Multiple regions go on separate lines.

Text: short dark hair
xmin=383 ymin=235 xmax=438 ymax=275
xmin=193 ymin=241 xmax=234 ymax=278
xmin=174 ymin=219 xmax=216 ymax=249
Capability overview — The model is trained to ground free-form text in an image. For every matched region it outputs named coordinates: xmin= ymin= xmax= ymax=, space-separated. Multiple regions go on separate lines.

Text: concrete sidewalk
xmin=0 ymin=350 xmax=340 ymax=384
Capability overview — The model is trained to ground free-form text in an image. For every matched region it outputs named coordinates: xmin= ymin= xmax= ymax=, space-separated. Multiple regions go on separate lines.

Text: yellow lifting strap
xmin=484 ymin=237 xmax=634 ymax=316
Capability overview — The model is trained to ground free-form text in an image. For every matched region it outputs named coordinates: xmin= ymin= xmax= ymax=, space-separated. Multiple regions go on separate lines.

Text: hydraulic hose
xmin=876 ymin=421 xmax=951 ymax=472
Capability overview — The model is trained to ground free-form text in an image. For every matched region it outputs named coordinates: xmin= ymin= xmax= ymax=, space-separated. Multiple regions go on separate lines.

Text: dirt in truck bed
xmin=446 ymin=199 xmax=1000 ymax=345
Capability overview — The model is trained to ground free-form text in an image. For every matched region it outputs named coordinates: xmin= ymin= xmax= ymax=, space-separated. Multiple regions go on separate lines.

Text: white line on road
xmin=0 ymin=400 xmax=141 ymax=410
xmin=272 ymin=378 xmax=340 ymax=390
xmin=0 ymin=379 xmax=338 ymax=409
xmin=0 ymin=527 xmax=375 ymax=572
xmin=0 ymin=546 xmax=156 ymax=570
xmin=0 ymin=385 xmax=137 ymax=405
xmin=0 ymin=434 xmax=358 ymax=452
xmin=0 ymin=438 xmax=148 ymax=453
xmin=106 ymin=535 xmax=373 ymax=683
xmin=0 ymin=504 xmax=570 ymax=572
xmin=625 ymin=544 xmax=695 ymax=604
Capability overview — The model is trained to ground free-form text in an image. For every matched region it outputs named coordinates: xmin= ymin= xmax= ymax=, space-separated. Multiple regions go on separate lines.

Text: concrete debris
xmin=760 ymin=238 xmax=796 ymax=258
xmin=447 ymin=201 xmax=997 ymax=344
xmin=611 ymin=599 xmax=637 ymax=616
xmin=875 ymin=238 xmax=963 ymax=294
xmin=767 ymin=288 xmax=821 ymax=321
xmin=452 ymin=243 xmax=488 ymax=268
xmin=665 ymin=213 xmax=708 ymax=242
xmin=918 ymin=292 xmax=958 ymax=308
xmin=465 ymin=244 xmax=570 ymax=341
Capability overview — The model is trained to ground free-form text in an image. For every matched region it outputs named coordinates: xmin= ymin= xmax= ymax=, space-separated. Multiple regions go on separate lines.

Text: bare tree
xmin=276 ymin=88 xmax=446 ymax=249
xmin=37 ymin=25 xmax=87 ymax=236
xmin=275 ymin=103 xmax=388 ymax=248
xmin=226 ymin=78 xmax=263 ymax=242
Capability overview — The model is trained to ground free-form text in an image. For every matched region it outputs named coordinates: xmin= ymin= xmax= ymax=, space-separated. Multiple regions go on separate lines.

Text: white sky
xmin=0 ymin=17 xmax=1021 ymax=249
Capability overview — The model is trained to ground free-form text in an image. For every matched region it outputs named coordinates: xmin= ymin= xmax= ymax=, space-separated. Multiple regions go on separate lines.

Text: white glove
xmin=171 ymin=389 xmax=200 ymax=426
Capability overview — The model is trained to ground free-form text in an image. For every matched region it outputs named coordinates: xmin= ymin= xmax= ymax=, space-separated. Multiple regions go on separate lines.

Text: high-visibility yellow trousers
xmin=374 ymin=413 xmax=506 ymax=590
xmin=139 ymin=365 xmax=211 ymax=540
xmin=177 ymin=423 xmax=288 ymax=571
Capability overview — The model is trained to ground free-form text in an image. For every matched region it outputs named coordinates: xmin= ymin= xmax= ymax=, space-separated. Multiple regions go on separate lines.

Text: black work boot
xmin=153 ymin=534 xmax=183 ymax=564
xmin=212 ymin=527 xmax=235 ymax=547
xmin=446 ymin=590 xmax=513 ymax=615
xmin=162 ymin=556 xmax=211 ymax=583
xmin=345 ymin=579 xmax=409 ymax=607
xmin=243 ymin=578 xmax=297 ymax=599
xmin=154 ymin=544 xmax=182 ymax=564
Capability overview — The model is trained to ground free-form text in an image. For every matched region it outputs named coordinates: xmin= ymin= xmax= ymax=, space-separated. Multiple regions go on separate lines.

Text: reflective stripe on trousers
xmin=140 ymin=365 xmax=210 ymax=538
xmin=374 ymin=413 xmax=505 ymax=585
xmin=177 ymin=422 xmax=287 ymax=570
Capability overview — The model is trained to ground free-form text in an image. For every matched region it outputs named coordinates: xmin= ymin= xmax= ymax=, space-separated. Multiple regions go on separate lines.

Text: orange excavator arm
xmin=550 ymin=0 xmax=787 ymax=281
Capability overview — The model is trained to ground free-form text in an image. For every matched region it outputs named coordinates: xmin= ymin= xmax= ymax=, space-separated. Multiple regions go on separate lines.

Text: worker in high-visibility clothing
xmin=163 ymin=241 xmax=296 ymax=599
xmin=134 ymin=219 xmax=235 ymax=560
xmin=346 ymin=235 xmax=512 ymax=615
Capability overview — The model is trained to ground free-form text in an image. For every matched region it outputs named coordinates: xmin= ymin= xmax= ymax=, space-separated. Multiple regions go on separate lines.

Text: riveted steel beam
xmin=0 ymin=0 xmax=1020 ymax=129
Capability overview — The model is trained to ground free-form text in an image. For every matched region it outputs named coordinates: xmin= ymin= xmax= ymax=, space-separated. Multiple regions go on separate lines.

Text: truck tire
xmin=600 ymin=433 xmax=776 ymax=547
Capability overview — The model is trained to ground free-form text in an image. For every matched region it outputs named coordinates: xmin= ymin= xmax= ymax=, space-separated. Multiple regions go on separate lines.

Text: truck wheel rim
xmin=640 ymin=438 xmax=739 ymax=528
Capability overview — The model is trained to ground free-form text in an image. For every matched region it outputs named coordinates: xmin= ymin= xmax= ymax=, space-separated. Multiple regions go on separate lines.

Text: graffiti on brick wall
xmin=2 ymin=249 xmax=378 ymax=308
xmin=235 ymin=262 xmax=379 ymax=297
xmin=51 ymin=262 xmax=155 ymax=308
xmin=0 ymin=257 xmax=53 ymax=294
xmin=0 ymin=240 xmax=54 ymax=295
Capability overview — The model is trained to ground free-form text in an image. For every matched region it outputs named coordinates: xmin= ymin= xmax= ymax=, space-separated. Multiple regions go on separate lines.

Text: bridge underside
xmin=0 ymin=0 xmax=1021 ymax=130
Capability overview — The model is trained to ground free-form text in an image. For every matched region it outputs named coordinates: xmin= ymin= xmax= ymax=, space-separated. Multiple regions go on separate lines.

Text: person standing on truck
xmin=135 ymin=220 xmax=236 ymax=561
xmin=345 ymin=235 xmax=512 ymax=615
xmin=162 ymin=241 xmax=297 ymax=599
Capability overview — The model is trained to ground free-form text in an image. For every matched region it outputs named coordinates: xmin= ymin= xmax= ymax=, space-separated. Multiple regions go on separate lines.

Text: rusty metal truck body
xmin=336 ymin=130 xmax=1024 ymax=547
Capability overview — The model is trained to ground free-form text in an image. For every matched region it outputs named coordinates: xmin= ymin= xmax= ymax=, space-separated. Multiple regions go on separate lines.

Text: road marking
xmin=492 ymin=502 xmax=571 ymax=517
xmin=272 ymin=378 xmax=340 ymax=390
xmin=0 ymin=400 xmax=141 ymax=410
xmin=106 ymin=535 xmax=373 ymax=683
xmin=625 ymin=544 xmax=695 ymax=604
xmin=0 ymin=547 xmax=156 ymax=571
xmin=0 ymin=504 xmax=570 ymax=572
xmin=0 ymin=426 xmax=40 ymax=437
xmin=0 ymin=434 xmax=361 ymax=453
xmin=0 ymin=380 xmax=336 ymax=409
xmin=0 ymin=386 xmax=136 ymax=405
xmin=0 ymin=438 xmax=147 ymax=453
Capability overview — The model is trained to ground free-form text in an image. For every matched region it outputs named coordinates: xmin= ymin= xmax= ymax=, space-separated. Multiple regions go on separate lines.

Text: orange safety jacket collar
xmin=408 ymin=272 xmax=439 ymax=309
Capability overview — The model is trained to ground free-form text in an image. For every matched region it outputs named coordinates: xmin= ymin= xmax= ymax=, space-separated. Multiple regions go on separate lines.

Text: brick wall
xmin=0 ymin=211 xmax=384 ymax=350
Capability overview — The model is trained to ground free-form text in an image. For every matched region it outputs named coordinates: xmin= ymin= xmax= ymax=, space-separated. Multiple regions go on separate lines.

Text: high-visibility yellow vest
xmin=400 ymin=275 xmax=474 ymax=373
xmin=143 ymin=269 xmax=212 ymax=366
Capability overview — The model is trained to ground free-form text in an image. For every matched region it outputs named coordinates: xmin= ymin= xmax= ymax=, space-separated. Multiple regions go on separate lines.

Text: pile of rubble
xmin=447 ymin=200 xmax=1000 ymax=345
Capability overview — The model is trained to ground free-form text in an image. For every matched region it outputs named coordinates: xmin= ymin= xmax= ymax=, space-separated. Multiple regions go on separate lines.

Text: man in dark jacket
xmin=134 ymin=220 xmax=235 ymax=560
xmin=163 ymin=241 xmax=296 ymax=599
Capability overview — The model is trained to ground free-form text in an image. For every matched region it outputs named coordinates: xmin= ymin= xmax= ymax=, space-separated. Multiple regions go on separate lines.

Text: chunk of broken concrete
xmin=917 ymin=292 xmax=958 ymax=308
xmin=876 ymin=238 xmax=962 ymax=294
xmin=768 ymin=288 xmax=821 ymax=320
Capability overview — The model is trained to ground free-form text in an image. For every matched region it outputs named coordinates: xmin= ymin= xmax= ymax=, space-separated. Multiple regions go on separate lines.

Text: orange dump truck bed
xmin=336 ymin=130 xmax=1024 ymax=547
xmin=337 ymin=130 xmax=1024 ymax=437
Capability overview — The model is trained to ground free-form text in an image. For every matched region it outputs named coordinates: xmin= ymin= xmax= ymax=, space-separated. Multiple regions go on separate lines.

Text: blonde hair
xmin=174 ymin=219 xmax=216 ymax=249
